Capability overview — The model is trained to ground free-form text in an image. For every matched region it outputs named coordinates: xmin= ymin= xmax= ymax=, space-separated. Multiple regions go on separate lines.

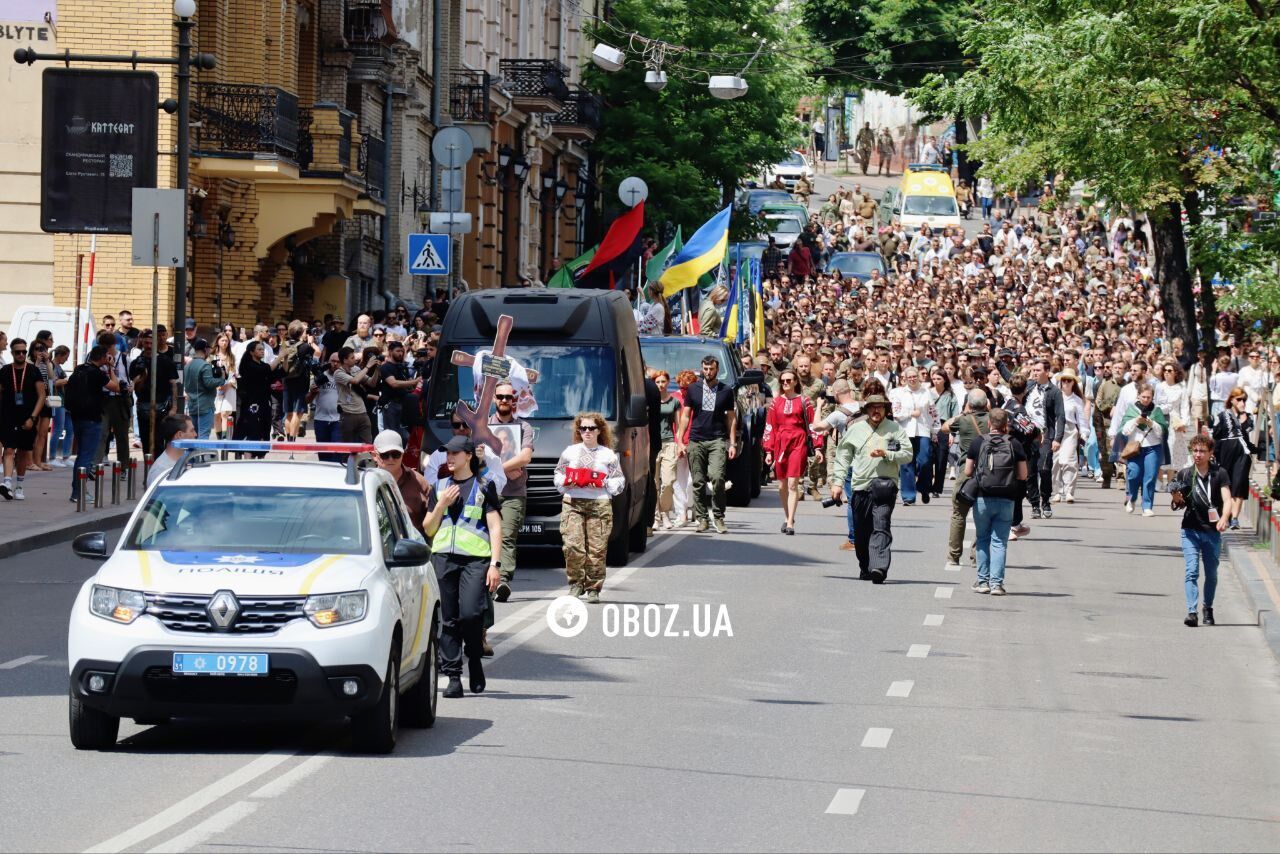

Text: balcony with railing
xmin=550 ymin=87 xmax=602 ymax=141
xmin=499 ymin=59 xmax=569 ymax=113
xmin=450 ymin=69 xmax=491 ymax=123
xmin=359 ymin=133 xmax=386 ymax=201
xmin=194 ymin=84 xmax=299 ymax=159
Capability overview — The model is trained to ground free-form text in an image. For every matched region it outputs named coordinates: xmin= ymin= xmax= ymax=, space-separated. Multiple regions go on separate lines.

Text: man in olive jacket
xmin=831 ymin=393 xmax=913 ymax=583
xmin=183 ymin=339 xmax=224 ymax=439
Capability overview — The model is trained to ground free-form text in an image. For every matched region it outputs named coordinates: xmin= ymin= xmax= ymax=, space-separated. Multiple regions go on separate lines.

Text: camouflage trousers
xmin=562 ymin=496 xmax=612 ymax=591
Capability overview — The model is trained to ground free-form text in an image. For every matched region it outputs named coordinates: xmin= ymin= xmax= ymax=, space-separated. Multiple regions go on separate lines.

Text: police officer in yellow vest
xmin=423 ymin=435 xmax=503 ymax=698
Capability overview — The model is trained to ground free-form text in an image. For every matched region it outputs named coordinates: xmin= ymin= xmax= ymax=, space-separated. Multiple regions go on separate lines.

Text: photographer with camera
xmin=377 ymin=339 xmax=417 ymax=442
xmin=183 ymin=338 xmax=224 ymax=439
xmin=812 ymin=378 xmax=864 ymax=552
xmin=311 ymin=351 xmax=343 ymax=462
xmin=830 ymin=392 xmax=912 ymax=583
xmin=1170 ymin=434 xmax=1231 ymax=627
xmin=333 ymin=346 xmax=376 ymax=443
xmin=277 ymin=320 xmax=315 ymax=442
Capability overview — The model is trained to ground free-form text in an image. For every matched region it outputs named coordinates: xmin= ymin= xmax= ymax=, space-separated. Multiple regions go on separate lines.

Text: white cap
xmin=373 ymin=429 xmax=404 ymax=454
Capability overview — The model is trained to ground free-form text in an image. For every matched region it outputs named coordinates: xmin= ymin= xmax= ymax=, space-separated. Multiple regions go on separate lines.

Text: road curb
xmin=1222 ymin=537 xmax=1280 ymax=665
xmin=0 ymin=507 xmax=135 ymax=560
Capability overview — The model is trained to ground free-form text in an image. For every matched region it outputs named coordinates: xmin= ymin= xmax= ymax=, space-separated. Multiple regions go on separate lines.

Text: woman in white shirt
xmin=1154 ymin=361 xmax=1191 ymax=470
xmin=1208 ymin=354 xmax=1238 ymax=419
xmin=1052 ymin=370 xmax=1091 ymax=503
xmin=554 ymin=411 xmax=626 ymax=603
xmin=1120 ymin=384 xmax=1167 ymax=516
xmin=888 ymin=367 xmax=936 ymax=505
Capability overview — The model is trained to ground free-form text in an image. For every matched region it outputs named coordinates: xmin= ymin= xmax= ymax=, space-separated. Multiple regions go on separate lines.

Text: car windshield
xmin=768 ymin=217 xmax=802 ymax=234
xmin=782 ymin=153 xmax=806 ymax=167
xmin=125 ymin=487 xmax=370 ymax=554
xmin=747 ymin=191 xmax=793 ymax=211
xmin=641 ymin=340 xmax=738 ymax=385
xmin=430 ymin=344 xmax=617 ymax=419
xmin=730 ymin=243 xmax=766 ymax=263
xmin=903 ymin=195 xmax=958 ymax=216
xmin=828 ymin=254 xmax=883 ymax=276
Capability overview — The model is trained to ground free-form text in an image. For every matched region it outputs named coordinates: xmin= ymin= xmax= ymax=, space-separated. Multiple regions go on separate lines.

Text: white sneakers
xmin=1142 ymin=509 xmax=1155 ymax=517
xmin=1125 ymin=499 xmax=1134 ymax=514
xmin=13 ymin=485 xmax=23 ymax=500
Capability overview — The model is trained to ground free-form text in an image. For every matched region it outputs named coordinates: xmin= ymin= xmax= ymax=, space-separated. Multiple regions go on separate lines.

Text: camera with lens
xmin=887 ymin=439 xmax=902 ymax=452
xmin=209 ymin=361 xmax=226 ymax=380
xmin=821 ymin=495 xmax=843 ymax=508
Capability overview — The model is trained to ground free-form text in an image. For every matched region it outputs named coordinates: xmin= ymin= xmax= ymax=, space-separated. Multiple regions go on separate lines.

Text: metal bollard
xmin=76 ymin=468 xmax=88 ymax=513
xmin=110 ymin=461 xmax=122 ymax=505
xmin=93 ymin=464 xmax=106 ymax=509
xmin=143 ymin=454 xmax=153 ymax=486
xmin=126 ymin=459 xmax=138 ymax=501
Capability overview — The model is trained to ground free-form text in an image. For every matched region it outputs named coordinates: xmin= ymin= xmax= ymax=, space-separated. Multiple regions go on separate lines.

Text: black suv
xmin=639 ymin=336 xmax=767 ymax=506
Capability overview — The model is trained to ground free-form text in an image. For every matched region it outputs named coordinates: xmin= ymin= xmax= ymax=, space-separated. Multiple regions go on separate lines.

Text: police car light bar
xmin=169 ymin=440 xmax=377 ymax=454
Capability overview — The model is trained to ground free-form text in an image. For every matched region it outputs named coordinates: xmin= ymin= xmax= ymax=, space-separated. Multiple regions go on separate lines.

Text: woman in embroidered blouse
xmin=554 ymin=411 xmax=626 ymax=603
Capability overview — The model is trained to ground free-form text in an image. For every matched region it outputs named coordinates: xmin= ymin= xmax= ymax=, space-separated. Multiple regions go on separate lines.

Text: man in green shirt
xmin=1092 ymin=361 xmax=1121 ymax=489
xmin=831 ymin=393 xmax=913 ymax=583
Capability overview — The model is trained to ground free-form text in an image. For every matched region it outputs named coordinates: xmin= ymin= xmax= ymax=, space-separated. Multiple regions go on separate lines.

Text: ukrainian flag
xmin=661 ymin=206 xmax=731 ymax=298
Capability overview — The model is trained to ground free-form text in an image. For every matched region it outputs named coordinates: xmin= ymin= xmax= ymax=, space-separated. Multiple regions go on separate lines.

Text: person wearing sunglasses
xmin=0 ymin=338 xmax=46 ymax=500
xmin=555 ymin=412 xmax=626 ymax=603
xmin=488 ymin=382 xmax=534 ymax=603
xmin=375 ymin=429 xmax=428 ymax=531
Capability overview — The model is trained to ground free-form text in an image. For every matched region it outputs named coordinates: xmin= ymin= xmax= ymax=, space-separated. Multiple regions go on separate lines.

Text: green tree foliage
xmin=914 ymin=0 xmax=1280 ymax=346
xmin=585 ymin=0 xmax=813 ymax=239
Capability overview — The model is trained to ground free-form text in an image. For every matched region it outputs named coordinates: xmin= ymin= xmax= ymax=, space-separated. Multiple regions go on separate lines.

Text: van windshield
xmin=430 ymin=345 xmax=617 ymax=420
xmin=640 ymin=340 xmax=738 ymax=385
xmin=903 ymin=195 xmax=958 ymax=217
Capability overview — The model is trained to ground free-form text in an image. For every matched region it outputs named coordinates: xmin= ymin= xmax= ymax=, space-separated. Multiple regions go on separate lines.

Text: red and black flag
xmin=576 ymin=201 xmax=645 ymax=289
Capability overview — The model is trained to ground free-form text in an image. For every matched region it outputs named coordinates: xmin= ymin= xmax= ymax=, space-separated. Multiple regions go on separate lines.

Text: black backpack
xmin=976 ymin=434 xmax=1018 ymax=498
xmin=63 ymin=364 xmax=98 ymax=421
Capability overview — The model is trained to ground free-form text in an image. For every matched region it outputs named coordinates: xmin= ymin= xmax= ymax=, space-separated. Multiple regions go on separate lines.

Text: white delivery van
xmin=3 ymin=305 xmax=95 ymax=357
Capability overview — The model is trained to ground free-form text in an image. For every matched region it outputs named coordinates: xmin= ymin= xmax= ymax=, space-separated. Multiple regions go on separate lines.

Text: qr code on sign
xmin=109 ymin=153 xmax=133 ymax=179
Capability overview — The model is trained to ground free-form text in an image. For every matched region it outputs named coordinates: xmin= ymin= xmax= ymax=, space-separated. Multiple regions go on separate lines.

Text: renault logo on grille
xmin=208 ymin=590 xmax=240 ymax=629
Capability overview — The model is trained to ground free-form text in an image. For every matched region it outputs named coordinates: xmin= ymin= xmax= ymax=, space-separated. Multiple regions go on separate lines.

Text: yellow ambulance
xmin=886 ymin=164 xmax=962 ymax=233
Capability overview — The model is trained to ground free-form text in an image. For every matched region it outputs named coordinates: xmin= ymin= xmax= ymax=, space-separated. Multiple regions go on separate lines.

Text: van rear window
xmin=430 ymin=345 xmax=617 ymax=420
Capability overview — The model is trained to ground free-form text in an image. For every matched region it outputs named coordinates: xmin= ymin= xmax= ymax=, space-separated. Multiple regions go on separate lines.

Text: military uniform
xmin=555 ymin=441 xmax=626 ymax=596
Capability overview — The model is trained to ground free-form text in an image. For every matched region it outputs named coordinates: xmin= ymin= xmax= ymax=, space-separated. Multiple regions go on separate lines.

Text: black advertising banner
xmin=41 ymin=69 xmax=159 ymax=234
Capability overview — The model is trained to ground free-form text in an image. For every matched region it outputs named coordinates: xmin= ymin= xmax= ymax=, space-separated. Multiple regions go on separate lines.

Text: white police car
xmin=67 ymin=441 xmax=440 ymax=753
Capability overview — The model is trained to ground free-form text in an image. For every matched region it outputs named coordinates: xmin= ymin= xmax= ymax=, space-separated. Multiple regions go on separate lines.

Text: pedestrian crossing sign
xmin=407 ymin=233 xmax=450 ymax=276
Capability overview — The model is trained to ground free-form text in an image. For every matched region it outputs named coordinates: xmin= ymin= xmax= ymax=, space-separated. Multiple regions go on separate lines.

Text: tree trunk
xmin=1150 ymin=200 xmax=1198 ymax=348
xmin=953 ymin=113 xmax=970 ymax=185
xmin=1181 ymin=189 xmax=1217 ymax=352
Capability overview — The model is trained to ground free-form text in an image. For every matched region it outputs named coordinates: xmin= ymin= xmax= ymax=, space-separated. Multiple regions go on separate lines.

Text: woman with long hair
xmin=929 ymin=368 xmax=958 ymax=492
xmin=650 ymin=370 xmax=680 ymax=530
xmin=554 ymin=411 xmax=626 ymax=603
xmin=232 ymin=340 xmax=280 ymax=455
xmin=671 ymin=369 xmax=698 ymax=525
xmin=1211 ymin=388 xmax=1255 ymax=529
xmin=28 ymin=342 xmax=53 ymax=470
xmin=1120 ymin=383 xmax=1167 ymax=517
xmin=1052 ymin=369 xmax=1090 ymax=503
xmin=764 ymin=369 xmax=817 ymax=535
xmin=1155 ymin=360 xmax=1191 ymax=470
xmin=212 ymin=333 xmax=238 ymax=439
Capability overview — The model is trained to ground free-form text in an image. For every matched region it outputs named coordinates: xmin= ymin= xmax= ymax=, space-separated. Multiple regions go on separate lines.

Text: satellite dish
xmin=431 ymin=126 xmax=475 ymax=171
xmin=618 ymin=176 xmax=649 ymax=207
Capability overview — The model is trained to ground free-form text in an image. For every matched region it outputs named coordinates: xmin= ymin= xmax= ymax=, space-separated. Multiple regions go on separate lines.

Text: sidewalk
xmin=0 ymin=464 xmax=139 ymax=560
xmin=1223 ymin=473 xmax=1280 ymax=663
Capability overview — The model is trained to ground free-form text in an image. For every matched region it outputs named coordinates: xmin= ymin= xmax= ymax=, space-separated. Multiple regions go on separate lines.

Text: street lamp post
xmin=172 ymin=0 xmax=196 ymax=406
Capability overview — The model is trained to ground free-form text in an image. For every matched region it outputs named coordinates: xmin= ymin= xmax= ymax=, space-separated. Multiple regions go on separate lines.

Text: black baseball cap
xmin=444 ymin=435 xmax=475 ymax=454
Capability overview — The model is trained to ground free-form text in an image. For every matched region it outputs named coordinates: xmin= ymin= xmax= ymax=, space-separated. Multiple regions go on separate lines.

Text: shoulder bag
xmin=1119 ymin=425 xmax=1150 ymax=462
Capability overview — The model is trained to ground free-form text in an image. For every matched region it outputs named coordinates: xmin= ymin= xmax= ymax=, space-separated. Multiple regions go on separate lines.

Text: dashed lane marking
xmin=0 ymin=655 xmax=46 ymax=669
xmin=934 ymin=587 xmax=953 ymax=599
xmin=861 ymin=728 xmax=893 ymax=748
xmin=886 ymin=680 xmax=914 ymax=698
xmin=825 ymin=788 xmax=866 ymax=815
xmin=923 ymin=614 xmax=945 ymax=626
xmin=907 ymin=644 xmax=931 ymax=658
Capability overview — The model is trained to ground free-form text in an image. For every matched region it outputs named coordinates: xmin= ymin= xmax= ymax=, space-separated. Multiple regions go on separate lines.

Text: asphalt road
xmin=2 ymin=477 xmax=1279 ymax=852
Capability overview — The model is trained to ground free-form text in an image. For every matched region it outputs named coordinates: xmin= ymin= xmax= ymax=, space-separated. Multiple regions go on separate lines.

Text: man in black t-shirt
xmin=676 ymin=355 xmax=737 ymax=534
xmin=129 ymin=328 xmax=181 ymax=458
xmin=1170 ymin=434 xmax=1232 ymax=627
xmin=0 ymin=338 xmax=46 ymax=500
xmin=378 ymin=340 xmax=416 ymax=442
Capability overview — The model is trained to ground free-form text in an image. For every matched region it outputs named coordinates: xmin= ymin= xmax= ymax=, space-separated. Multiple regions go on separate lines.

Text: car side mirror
xmin=389 ymin=539 xmax=431 ymax=567
xmin=625 ymin=393 xmax=648 ymax=426
xmin=72 ymin=532 xmax=109 ymax=560
xmin=893 ymin=207 xmax=901 ymax=215
xmin=737 ymin=369 xmax=765 ymax=389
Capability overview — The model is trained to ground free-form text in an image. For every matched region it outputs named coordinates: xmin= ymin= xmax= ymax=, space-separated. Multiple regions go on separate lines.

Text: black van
xmin=425 ymin=288 xmax=651 ymax=565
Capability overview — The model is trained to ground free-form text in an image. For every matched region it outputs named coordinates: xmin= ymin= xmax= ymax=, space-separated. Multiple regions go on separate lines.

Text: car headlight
xmin=89 ymin=584 xmax=147 ymax=624
xmin=304 ymin=591 xmax=368 ymax=628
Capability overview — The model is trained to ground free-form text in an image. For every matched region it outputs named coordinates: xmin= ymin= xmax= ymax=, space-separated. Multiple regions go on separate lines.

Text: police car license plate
xmin=519 ymin=523 xmax=543 ymax=534
xmin=172 ymin=653 xmax=269 ymax=676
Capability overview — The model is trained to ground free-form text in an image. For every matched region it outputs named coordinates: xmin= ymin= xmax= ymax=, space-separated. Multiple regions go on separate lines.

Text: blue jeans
xmin=845 ymin=473 xmax=855 ymax=544
xmin=1181 ymin=528 xmax=1220 ymax=611
xmin=188 ymin=405 xmax=214 ymax=440
xmin=314 ymin=419 xmax=343 ymax=463
xmin=981 ymin=197 xmax=993 ymax=219
xmin=899 ymin=435 xmax=932 ymax=502
xmin=50 ymin=408 xmax=74 ymax=458
xmin=1085 ymin=431 xmax=1100 ymax=473
xmin=1125 ymin=444 xmax=1160 ymax=510
xmin=71 ymin=419 xmax=103 ymax=499
xmin=973 ymin=495 xmax=1014 ymax=585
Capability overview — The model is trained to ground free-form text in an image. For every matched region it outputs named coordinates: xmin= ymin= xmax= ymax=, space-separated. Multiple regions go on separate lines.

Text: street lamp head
xmin=498 ymin=145 xmax=512 ymax=169
xmin=511 ymin=156 xmax=529 ymax=181
xmin=542 ymin=172 xmax=556 ymax=191
xmin=173 ymin=0 xmax=197 ymax=18
xmin=555 ymin=179 xmax=569 ymax=201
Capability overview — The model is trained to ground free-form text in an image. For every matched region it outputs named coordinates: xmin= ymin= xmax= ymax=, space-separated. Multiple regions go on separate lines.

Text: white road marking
xmin=907 ymin=644 xmax=931 ymax=658
xmin=825 ymin=788 xmax=866 ymax=815
xmin=934 ymin=587 xmax=953 ymax=599
xmin=0 ymin=655 xmax=46 ymax=669
xmin=943 ymin=562 xmax=962 ymax=572
xmin=886 ymin=680 xmax=914 ymax=698
xmin=861 ymin=727 xmax=893 ymax=749
xmin=85 ymin=752 xmax=293 ymax=853
xmin=923 ymin=614 xmax=945 ymax=626
xmin=144 ymin=800 xmax=259 ymax=854
xmin=248 ymin=753 xmax=333 ymax=800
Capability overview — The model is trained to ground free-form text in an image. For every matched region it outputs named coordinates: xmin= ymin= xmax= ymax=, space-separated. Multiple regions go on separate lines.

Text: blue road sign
xmin=407 ymin=233 xmax=450 ymax=276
